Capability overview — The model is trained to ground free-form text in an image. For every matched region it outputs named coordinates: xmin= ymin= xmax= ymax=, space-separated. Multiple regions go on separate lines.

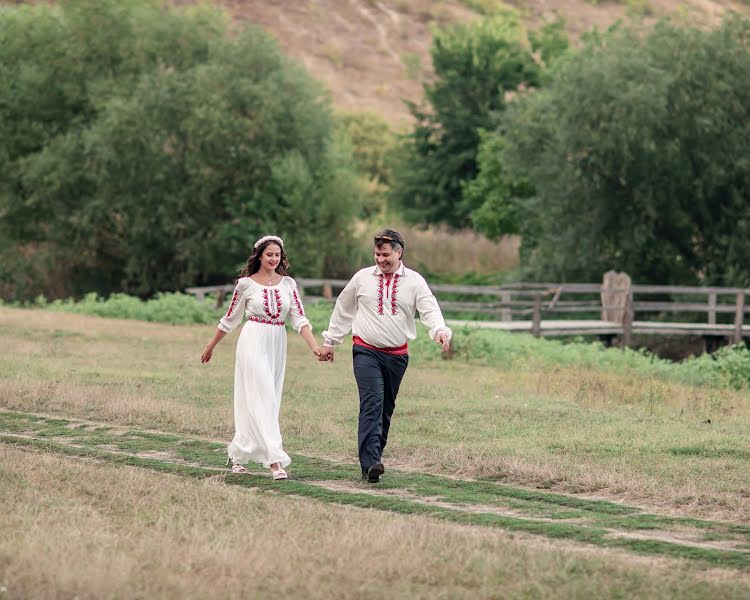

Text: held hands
xmin=312 ymin=344 xmax=333 ymax=362
xmin=318 ymin=345 xmax=334 ymax=363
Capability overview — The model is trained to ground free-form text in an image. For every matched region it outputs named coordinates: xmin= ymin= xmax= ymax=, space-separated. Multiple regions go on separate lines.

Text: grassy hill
xmin=204 ymin=0 xmax=748 ymax=125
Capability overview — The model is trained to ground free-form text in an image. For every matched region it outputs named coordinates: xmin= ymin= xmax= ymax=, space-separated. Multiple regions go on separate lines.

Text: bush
xmin=40 ymin=292 xmax=222 ymax=325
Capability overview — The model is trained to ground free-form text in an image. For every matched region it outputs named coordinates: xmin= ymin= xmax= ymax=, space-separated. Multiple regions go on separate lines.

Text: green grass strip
xmin=2 ymin=433 xmax=749 ymax=570
xmin=2 ymin=410 xmax=749 ymax=541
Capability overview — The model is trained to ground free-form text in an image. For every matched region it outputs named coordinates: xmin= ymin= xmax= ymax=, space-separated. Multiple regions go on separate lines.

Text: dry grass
xmin=354 ymin=221 xmax=520 ymax=276
xmin=2 ymin=446 xmax=750 ymax=599
xmin=398 ymin=225 xmax=519 ymax=276
xmin=1 ymin=306 xmax=749 ymax=524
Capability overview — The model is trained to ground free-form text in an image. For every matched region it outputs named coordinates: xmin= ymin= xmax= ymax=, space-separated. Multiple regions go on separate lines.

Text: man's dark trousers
xmin=352 ymin=345 xmax=409 ymax=475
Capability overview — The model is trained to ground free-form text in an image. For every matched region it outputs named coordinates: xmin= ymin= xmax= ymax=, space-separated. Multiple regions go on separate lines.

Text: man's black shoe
xmin=365 ymin=462 xmax=384 ymax=483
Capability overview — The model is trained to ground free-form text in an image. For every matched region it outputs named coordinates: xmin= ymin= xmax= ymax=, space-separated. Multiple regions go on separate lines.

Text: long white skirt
xmin=227 ymin=320 xmax=291 ymax=468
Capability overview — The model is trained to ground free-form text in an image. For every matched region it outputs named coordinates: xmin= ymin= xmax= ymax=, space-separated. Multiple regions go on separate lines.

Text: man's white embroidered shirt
xmin=322 ymin=263 xmax=452 ymax=348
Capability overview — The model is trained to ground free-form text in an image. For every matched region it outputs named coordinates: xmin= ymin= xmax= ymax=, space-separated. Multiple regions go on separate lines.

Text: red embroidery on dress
xmin=377 ymin=275 xmax=384 ymax=315
xmin=390 ymin=274 xmax=400 ymax=315
xmin=225 ymin=290 xmax=240 ymax=317
xmin=248 ymin=315 xmax=285 ymax=326
xmin=292 ymin=290 xmax=304 ymax=316
xmin=262 ymin=288 xmax=282 ymax=319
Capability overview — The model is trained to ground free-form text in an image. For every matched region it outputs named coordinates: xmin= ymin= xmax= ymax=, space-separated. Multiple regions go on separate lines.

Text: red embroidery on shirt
xmin=247 ymin=315 xmax=285 ymax=326
xmin=390 ymin=274 xmax=400 ymax=315
xmin=225 ymin=290 xmax=240 ymax=317
xmin=262 ymin=288 xmax=282 ymax=319
xmin=292 ymin=290 xmax=304 ymax=316
xmin=377 ymin=275 xmax=384 ymax=315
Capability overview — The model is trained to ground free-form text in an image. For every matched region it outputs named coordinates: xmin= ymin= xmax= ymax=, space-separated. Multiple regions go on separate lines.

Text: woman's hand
xmin=201 ymin=346 xmax=213 ymax=364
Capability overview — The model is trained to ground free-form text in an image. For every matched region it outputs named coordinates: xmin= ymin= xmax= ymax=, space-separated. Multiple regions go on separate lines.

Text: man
xmin=319 ymin=228 xmax=451 ymax=483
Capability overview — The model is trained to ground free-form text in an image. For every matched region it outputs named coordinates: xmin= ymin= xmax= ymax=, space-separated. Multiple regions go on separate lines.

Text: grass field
xmin=2 ymin=305 xmax=750 ymax=598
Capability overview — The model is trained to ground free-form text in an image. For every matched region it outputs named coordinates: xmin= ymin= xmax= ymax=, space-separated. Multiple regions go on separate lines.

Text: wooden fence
xmin=186 ymin=271 xmax=750 ymax=345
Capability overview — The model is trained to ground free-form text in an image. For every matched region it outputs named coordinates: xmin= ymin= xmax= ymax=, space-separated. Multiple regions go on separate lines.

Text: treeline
xmin=393 ymin=11 xmax=750 ymax=287
xmin=2 ymin=1 xmax=750 ymax=302
xmin=0 ymin=0 xmax=365 ymax=300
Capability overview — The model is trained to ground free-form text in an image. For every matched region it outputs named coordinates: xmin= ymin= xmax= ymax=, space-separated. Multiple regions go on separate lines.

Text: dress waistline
xmin=247 ymin=315 xmax=285 ymax=326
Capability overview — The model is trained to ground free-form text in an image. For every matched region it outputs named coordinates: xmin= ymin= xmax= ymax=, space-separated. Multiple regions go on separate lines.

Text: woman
xmin=201 ymin=235 xmax=321 ymax=479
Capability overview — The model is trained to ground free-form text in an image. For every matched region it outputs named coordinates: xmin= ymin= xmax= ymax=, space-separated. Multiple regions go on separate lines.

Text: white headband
xmin=253 ymin=235 xmax=284 ymax=250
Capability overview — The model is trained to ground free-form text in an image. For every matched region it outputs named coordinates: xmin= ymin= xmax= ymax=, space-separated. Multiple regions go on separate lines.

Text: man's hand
xmin=436 ymin=332 xmax=450 ymax=353
xmin=319 ymin=346 xmax=335 ymax=362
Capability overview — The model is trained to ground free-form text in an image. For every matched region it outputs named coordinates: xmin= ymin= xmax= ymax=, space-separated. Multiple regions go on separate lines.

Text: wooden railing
xmin=185 ymin=274 xmax=750 ymax=344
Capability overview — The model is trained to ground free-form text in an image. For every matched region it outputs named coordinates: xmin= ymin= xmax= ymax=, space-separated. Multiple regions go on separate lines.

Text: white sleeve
xmin=415 ymin=276 xmax=452 ymax=341
xmin=322 ymin=274 xmax=358 ymax=346
xmin=217 ymin=279 xmax=249 ymax=333
xmin=286 ymin=278 xmax=311 ymax=334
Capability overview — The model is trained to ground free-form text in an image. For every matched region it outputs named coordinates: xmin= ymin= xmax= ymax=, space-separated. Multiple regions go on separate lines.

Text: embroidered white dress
xmin=217 ymin=276 xmax=310 ymax=468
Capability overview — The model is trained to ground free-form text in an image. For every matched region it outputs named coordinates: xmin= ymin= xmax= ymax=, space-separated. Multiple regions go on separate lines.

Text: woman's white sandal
xmin=231 ymin=464 xmax=248 ymax=474
xmin=272 ymin=468 xmax=288 ymax=480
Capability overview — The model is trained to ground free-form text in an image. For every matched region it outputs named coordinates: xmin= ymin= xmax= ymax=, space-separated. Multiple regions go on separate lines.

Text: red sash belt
xmin=353 ymin=335 xmax=408 ymax=355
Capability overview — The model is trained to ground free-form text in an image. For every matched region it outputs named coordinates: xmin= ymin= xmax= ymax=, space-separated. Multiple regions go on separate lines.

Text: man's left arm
xmin=415 ymin=278 xmax=451 ymax=352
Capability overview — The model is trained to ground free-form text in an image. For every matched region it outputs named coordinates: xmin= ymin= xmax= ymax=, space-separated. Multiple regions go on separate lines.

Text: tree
xmin=491 ymin=19 xmax=750 ymax=285
xmin=389 ymin=13 xmax=541 ymax=227
xmin=0 ymin=0 xmax=363 ymax=300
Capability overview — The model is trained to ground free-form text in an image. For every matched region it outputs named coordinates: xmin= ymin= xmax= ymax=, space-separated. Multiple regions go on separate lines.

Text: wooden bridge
xmin=186 ymin=272 xmax=750 ymax=346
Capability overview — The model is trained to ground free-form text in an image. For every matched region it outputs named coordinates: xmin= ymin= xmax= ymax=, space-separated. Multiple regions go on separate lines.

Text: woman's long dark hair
xmin=239 ymin=239 xmax=290 ymax=278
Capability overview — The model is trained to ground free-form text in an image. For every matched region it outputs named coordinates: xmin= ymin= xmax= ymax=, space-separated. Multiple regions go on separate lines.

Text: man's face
xmin=374 ymin=243 xmax=402 ymax=274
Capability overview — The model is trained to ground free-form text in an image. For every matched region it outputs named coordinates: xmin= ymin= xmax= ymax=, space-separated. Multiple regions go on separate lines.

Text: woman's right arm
xmin=201 ymin=329 xmax=227 ymax=364
xmin=201 ymin=279 xmax=249 ymax=364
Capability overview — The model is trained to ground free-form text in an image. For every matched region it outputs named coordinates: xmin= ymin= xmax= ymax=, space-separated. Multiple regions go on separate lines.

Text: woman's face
xmin=260 ymin=243 xmax=282 ymax=271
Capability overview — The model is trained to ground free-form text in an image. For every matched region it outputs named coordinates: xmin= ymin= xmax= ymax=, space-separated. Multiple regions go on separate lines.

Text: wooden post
xmin=501 ymin=291 xmax=511 ymax=322
xmin=531 ymin=293 xmax=542 ymax=337
xmin=601 ymin=270 xmax=631 ymax=323
xmin=214 ymin=288 xmax=226 ymax=309
xmin=322 ymin=283 xmax=333 ymax=301
xmin=708 ymin=292 xmax=717 ymax=325
xmin=622 ymin=290 xmax=634 ymax=349
xmin=733 ymin=292 xmax=745 ymax=344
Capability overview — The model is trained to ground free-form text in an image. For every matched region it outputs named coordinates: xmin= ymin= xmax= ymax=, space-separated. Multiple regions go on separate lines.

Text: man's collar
xmin=372 ymin=262 xmax=406 ymax=277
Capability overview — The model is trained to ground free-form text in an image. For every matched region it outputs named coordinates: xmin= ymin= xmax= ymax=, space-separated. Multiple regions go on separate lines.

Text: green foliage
xmin=457 ymin=0 xmax=515 ymax=16
xmin=400 ymin=52 xmax=422 ymax=80
xmin=0 ymin=0 xmax=363 ymax=300
xmin=390 ymin=14 xmax=541 ymax=227
xmin=37 ymin=292 xmax=223 ymax=325
xmin=29 ymin=290 xmax=337 ymax=331
xmin=26 ymin=291 xmax=750 ymax=389
xmin=462 ymin=131 xmax=533 ymax=238
xmin=626 ymin=0 xmax=653 ymax=17
xmin=408 ymin=320 xmax=750 ymax=389
xmin=691 ymin=344 xmax=750 ymax=390
xmin=528 ymin=18 xmax=570 ymax=68
xmin=497 ymin=18 xmax=750 ymax=285
xmin=337 ymin=111 xmax=396 ymax=187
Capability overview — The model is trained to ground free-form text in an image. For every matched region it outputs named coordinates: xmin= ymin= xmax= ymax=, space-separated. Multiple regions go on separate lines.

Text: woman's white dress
xmin=217 ymin=276 xmax=310 ymax=468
